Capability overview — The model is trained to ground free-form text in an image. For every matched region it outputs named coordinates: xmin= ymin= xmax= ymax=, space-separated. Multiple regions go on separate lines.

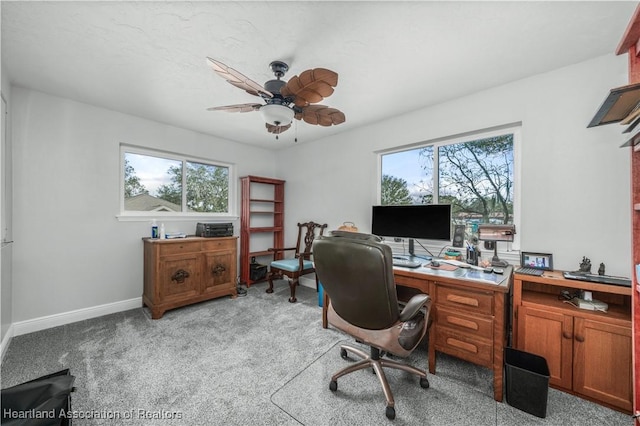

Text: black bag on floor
xmin=1 ymin=369 xmax=75 ymax=426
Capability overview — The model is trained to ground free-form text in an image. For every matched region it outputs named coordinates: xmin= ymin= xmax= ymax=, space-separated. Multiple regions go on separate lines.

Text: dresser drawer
xmin=436 ymin=285 xmax=493 ymax=315
xmin=202 ymin=238 xmax=236 ymax=252
xmin=435 ymin=326 xmax=493 ymax=367
xmin=159 ymin=241 xmax=202 ymax=256
xmin=436 ymin=306 xmax=493 ymax=339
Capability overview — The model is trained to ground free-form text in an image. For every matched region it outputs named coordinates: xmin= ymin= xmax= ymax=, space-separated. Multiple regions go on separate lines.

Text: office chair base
xmin=329 ymin=344 xmax=427 ymax=420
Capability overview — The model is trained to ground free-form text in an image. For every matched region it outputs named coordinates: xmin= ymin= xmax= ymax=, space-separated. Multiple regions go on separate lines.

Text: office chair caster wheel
xmin=329 ymin=380 xmax=338 ymax=392
xmin=420 ymin=377 xmax=430 ymax=388
xmin=385 ymin=406 xmax=395 ymax=420
xmin=340 ymin=348 xmax=348 ymax=359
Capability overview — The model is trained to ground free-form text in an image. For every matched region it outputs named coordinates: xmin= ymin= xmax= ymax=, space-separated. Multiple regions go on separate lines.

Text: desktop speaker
xmin=452 ymin=225 xmax=465 ymax=247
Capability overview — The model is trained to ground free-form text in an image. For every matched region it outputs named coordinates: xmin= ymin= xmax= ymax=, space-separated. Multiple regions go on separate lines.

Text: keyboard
xmin=392 ymin=257 xmax=422 ymax=268
xmin=563 ymin=271 xmax=631 ymax=287
xmin=515 ymin=267 xmax=545 ymax=276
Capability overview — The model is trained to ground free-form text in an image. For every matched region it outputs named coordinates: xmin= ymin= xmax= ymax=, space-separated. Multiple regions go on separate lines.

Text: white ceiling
xmin=2 ymin=1 xmax=638 ymax=149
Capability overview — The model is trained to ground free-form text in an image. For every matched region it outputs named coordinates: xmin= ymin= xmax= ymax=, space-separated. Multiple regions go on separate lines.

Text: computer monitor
xmin=371 ymin=204 xmax=452 ymax=255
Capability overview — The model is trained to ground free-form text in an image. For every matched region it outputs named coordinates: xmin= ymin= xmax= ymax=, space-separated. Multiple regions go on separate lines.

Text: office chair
xmin=313 ymin=231 xmax=432 ymax=420
xmin=267 ymin=221 xmax=328 ymax=303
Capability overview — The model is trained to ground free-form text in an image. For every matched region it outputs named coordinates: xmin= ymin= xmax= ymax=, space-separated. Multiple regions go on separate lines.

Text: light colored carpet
xmin=1 ymin=283 xmax=630 ymax=425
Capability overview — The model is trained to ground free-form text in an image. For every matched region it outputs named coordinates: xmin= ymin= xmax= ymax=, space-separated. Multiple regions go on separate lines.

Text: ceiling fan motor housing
xmin=264 ymin=79 xmax=287 ymax=96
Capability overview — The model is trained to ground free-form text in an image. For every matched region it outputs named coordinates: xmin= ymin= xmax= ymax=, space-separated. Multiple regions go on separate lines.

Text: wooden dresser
xmin=143 ymin=236 xmax=238 ymax=319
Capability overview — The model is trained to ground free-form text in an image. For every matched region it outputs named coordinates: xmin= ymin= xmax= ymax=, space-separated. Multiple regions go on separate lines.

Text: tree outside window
xmin=380 ymin=133 xmax=514 ymax=228
xmin=123 ymin=150 xmax=231 ymax=215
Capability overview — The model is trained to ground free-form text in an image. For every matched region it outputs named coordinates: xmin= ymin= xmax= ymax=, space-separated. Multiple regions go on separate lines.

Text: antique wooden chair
xmin=266 ymin=221 xmax=328 ymax=303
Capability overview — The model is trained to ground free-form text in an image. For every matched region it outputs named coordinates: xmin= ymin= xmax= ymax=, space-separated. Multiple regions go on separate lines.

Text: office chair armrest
xmin=399 ymin=294 xmax=431 ymax=322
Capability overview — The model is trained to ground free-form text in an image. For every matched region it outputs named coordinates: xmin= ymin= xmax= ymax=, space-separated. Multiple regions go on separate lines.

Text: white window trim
xmin=376 ymin=123 xmax=522 ymax=257
xmin=117 ymin=144 xmax=237 ymax=222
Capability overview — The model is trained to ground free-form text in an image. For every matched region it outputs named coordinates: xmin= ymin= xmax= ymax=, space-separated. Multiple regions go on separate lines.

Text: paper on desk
xmin=463 ymin=269 xmax=502 ymax=284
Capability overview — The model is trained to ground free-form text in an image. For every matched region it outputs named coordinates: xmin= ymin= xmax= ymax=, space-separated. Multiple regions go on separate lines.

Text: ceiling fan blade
xmin=207 ymin=103 xmax=262 ymax=113
xmin=265 ymin=123 xmax=291 ymax=134
xmin=296 ymin=105 xmax=345 ymax=126
xmin=281 ymin=68 xmax=338 ymax=107
xmin=206 ymin=57 xmax=273 ymax=98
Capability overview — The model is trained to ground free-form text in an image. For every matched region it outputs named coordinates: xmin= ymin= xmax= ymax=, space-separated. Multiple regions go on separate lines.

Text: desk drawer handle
xmin=446 ymin=294 xmax=479 ymax=307
xmin=446 ymin=316 xmax=479 ymax=330
xmin=446 ymin=338 xmax=478 ymax=353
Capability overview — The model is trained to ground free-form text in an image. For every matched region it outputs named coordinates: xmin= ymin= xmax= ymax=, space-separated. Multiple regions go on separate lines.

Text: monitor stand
xmin=408 ymin=238 xmax=415 ymax=257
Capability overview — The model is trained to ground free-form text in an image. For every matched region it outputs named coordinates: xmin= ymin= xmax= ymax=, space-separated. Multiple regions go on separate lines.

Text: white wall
xmin=10 ymin=87 xmax=278 ymax=324
xmin=278 ymin=53 xmax=632 ymax=277
xmin=1 ymin=64 xmax=13 ymax=352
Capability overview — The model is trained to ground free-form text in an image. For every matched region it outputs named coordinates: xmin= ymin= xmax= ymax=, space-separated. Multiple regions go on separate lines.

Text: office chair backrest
xmin=313 ymin=231 xmax=400 ymax=330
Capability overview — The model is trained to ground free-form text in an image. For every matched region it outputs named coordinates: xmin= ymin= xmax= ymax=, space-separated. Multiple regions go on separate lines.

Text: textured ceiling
xmin=2 ymin=1 xmax=638 ymax=149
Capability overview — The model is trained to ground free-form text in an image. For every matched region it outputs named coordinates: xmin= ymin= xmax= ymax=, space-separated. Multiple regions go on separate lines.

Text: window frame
xmin=376 ymin=124 xmax=521 ymax=251
xmin=117 ymin=144 xmax=237 ymax=221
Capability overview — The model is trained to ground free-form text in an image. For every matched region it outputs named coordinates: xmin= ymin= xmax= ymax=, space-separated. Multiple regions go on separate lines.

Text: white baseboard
xmin=12 ymin=297 xmax=143 ymax=337
xmin=1 ymin=323 xmax=14 ymax=363
xmin=299 ymin=275 xmax=317 ymax=289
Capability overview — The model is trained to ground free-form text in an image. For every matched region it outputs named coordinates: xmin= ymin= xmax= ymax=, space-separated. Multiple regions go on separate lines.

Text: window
xmin=120 ymin=146 xmax=235 ymax=218
xmin=379 ymin=126 xmax=519 ymax=243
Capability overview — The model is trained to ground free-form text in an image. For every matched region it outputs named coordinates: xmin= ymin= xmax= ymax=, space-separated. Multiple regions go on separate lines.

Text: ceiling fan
xmin=206 ymin=58 xmax=346 ymax=137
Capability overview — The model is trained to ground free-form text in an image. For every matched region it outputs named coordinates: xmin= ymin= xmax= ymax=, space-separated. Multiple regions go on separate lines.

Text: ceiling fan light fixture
xmin=261 ymin=104 xmax=294 ymax=126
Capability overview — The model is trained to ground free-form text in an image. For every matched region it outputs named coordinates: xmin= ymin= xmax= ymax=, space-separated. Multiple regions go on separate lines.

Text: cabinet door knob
xmin=562 ymin=331 xmax=573 ymax=340
xmin=212 ymin=264 xmax=226 ymax=275
xmin=575 ymin=335 xmax=585 ymax=343
xmin=171 ymin=269 xmax=190 ymax=283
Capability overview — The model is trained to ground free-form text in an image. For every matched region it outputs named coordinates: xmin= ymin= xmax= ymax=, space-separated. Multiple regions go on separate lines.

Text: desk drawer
xmin=436 ymin=307 xmax=493 ymax=339
xmin=394 ymin=275 xmax=428 ymax=291
xmin=436 ymin=285 xmax=493 ymax=315
xmin=435 ymin=326 xmax=492 ymax=367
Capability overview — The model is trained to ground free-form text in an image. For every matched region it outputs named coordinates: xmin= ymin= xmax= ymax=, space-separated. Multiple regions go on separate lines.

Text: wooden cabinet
xmin=513 ymin=271 xmax=632 ymax=413
xmin=240 ymin=176 xmax=285 ymax=286
xmin=517 ymin=306 xmax=573 ymax=389
xmin=143 ymin=236 xmax=238 ymax=319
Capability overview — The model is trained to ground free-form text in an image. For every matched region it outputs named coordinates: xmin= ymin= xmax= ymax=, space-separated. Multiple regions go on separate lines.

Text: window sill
xmin=382 ymin=238 xmax=520 ymax=265
xmin=116 ymin=214 xmax=239 ymax=222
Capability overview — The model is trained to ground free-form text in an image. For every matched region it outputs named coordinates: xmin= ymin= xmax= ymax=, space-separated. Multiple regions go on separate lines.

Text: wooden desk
xmin=322 ymin=264 xmax=512 ymax=402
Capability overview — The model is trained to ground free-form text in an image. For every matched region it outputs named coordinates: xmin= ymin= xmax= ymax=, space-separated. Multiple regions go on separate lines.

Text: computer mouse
xmin=430 ymin=260 xmax=440 ymax=267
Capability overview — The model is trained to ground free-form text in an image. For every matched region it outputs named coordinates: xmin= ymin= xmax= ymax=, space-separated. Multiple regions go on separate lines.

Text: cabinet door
xmin=202 ymin=250 xmax=235 ymax=293
xmin=573 ymin=318 xmax=632 ymax=412
xmin=517 ymin=305 xmax=573 ymax=389
xmin=158 ymin=255 xmax=200 ymax=302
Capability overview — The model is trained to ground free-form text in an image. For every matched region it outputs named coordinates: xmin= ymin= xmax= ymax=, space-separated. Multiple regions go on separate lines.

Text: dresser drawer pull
xmin=446 ymin=294 xmax=479 ymax=307
xmin=171 ymin=269 xmax=190 ymax=284
xmin=446 ymin=316 xmax=479 ymax=330
xmin=212 ymin=264 xmax=226 ymax=275
xmin=446 ymin=338 xmax=478 ymax=353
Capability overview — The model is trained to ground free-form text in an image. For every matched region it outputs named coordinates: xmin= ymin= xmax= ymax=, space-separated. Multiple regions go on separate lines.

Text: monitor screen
xmin=371 ymin=204 xmax=452 ymax=241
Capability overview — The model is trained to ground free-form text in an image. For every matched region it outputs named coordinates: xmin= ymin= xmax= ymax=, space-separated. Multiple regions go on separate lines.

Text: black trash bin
xmin=1 ymin=369 xmax=75 ymax=425
xmin=504 ymin=347 xmax=549 ymax=418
